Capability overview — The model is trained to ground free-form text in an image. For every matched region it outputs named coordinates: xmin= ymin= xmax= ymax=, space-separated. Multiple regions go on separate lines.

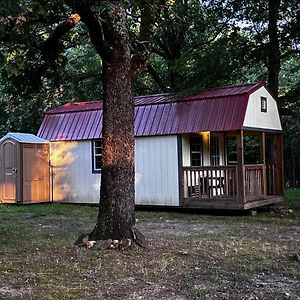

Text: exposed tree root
xmin=74 ymin=226 xmax=147 ymax=250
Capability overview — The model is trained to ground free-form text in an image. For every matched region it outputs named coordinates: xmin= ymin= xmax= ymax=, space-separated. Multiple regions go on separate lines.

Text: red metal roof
xmin=38 ymin=82 xmax=265 ymax=141
xmin=184 ymin=82 xmax=263 ymax=100
xmin=47 ymin=101 xmax=103 ymax=114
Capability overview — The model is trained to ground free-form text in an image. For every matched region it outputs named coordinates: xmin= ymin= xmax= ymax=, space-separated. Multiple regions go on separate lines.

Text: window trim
xmin=225 ymin=136 xmax=237 ymax=165
xmin=261 ymin=96 xmax=267 ymax=113
xmin=190 ymin=134 xmax=203 ymax=166
xmin=92 ymin=139 xmax=102 ymax=173
xmin=210 ymin=135 xmax=220 ymax=166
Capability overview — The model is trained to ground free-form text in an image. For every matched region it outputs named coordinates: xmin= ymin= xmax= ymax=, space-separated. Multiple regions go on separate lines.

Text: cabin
xmin=37 ymin=82 xmax=284 ymax=210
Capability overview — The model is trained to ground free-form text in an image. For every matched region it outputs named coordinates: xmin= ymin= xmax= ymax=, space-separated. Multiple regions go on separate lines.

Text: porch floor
xmin=183 ymin=196 xmax=284 ymax=210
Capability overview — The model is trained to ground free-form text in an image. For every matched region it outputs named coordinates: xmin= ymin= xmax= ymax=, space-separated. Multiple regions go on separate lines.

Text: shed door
xmin=1 ymin=141 xmax=17 ymax=203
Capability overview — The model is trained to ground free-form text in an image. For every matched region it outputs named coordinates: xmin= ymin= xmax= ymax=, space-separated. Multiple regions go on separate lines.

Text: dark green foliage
xmin=0 ymin=0 xmax=299 ymax=186
xmin=281 ymin=83 xmax=300 ymax=187
xmin=0 ymin=0 xmax=103 ymax=134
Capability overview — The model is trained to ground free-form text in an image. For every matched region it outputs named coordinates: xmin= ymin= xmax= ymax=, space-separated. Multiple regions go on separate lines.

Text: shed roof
xmin=0 ymin=132 xmax=49 ymax=144
xmin=37 ymin=82 xmax=268 ymax=141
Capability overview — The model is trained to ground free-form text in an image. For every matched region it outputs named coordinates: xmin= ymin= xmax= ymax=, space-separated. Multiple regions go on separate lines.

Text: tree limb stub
xmin=65 ymin=0 xmax=111 ymax=59
xmin=40 ymin=14 xmax=81 ymax=60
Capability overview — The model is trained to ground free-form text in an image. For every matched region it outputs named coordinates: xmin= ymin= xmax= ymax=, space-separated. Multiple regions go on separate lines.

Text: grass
xmin=284 ymin=188 xmax=300 ymax=209
xmin=0 ymin=202 xmax=98 ymax=217
xmin=0 ymin=203 xmax=299 ymax=299
xmin=284 ymin=188 xmax=300 ymax=199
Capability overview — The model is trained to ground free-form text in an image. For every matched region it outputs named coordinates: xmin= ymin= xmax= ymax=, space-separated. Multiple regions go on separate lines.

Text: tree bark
xmin=65 ymin=0 xmax=161 ymax=243
xmin=89 ymin=3 xmax=136 ymax=240
xmin=267 ymin=0 xmax=281 ymax=96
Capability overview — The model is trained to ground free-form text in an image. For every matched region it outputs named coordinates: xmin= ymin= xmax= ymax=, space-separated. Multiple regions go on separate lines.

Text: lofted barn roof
xmin=37 ymin=82 xmax=272 ymax=141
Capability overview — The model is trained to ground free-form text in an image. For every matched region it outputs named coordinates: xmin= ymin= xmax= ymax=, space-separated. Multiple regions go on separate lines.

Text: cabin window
xmin=244 ymin=136 xmax=260 ymax=164
xmin=226 ymin=137 xmax=237 ymax=165
xmin=261 ymin=96 xmax=267 ymax=112
xmin=190 ymin=134 xmax=203 ymax=166
xmin=210 ymin=136 xmax=220 ymax=166
xmin=92 ymin=140 xmax=102 ymax=173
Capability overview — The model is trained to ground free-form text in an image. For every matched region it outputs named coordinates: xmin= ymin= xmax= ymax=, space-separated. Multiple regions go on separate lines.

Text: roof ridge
xmin=135 ymin=93 xmax=170 ymax=98
xmin=46 ymin=82 xmax=265 ymax=114
xmin=200 ymin=81 xmax=263 ymax=92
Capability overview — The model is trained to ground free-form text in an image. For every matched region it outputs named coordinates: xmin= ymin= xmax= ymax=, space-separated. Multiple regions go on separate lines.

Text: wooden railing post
xmin=236 ymin=130 xmax=245 ymax=203
xmin=276 ymin=133 xmax=284 ymax=196
xmin=260 ymin=132 xmax=267 ymax=197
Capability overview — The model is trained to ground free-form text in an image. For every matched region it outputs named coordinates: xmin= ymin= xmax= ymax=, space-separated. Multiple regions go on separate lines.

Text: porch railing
xmin=182 ymin=166 xmax=237 ymax=200
xmin=266 ymin=164 xmax=276 ymax=195
xmin=244 ymin=164 xmax=264 ymax=200
xmin=182 ymin=164 xmax=277 ymax=203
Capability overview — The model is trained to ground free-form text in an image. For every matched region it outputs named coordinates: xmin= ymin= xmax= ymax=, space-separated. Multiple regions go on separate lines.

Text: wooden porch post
xmin=276 ymin=133 xmax=284 ymax=195
xmin=236 ymin=130 xmax=245 ymax=204
xmin=260 ymin=132 xmax=267 ymax=197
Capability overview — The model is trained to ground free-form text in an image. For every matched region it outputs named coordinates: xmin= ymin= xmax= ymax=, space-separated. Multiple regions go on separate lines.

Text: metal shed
xmin=0 ymin=133 xmax=50 ymax=204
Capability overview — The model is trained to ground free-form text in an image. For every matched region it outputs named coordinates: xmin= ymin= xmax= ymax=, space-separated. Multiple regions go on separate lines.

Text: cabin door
xmin=0 ymin=141 xmax=17 ymax=203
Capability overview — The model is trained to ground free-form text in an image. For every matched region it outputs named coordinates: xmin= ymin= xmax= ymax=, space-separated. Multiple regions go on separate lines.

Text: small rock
xmin=120 ymin=239 xmax=132 ymax=250
xmin=293 ymin=253 xmax=300 ymax=262
xmin=86 ymin=240 xmax=96 ymax=249
xmin=74 ymin=234 xmax=89 ymax=247
xmin=93 ymin=239 xmax=112 ymax=250
xmin=110 ymin=244 xmax=115 ymax=249
xmin=112 ymin=239 xmax=120 ymax=248
xmin=132 ymin=226 xmax=147 ymax=248
xmin=272 ymin=206 xmax=293 ymax=214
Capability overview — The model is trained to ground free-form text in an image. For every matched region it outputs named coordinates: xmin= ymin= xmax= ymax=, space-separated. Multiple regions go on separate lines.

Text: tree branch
xmin=152 ymin=46 xmax=169 ymax=59
xmin=147 ymin=64 xmax=168 ymax=92
xmin=65 ymin=0 xmax=110 ymax=58
xmin=130 ymin=1 xmax=162 ymax=80
xmin=40 ymin=13 xmax=81 ymax=62
xmin=15 ymin=13 xmax=81 ymax=91
xmin=280 ymin=49 xmax=300 ymax=60
xmin=153 ymin=36 xmax=173 ymax=60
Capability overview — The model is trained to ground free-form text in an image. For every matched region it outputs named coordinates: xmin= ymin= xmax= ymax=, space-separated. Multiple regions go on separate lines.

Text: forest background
xmin=0 ymin=0 xmax=299 ymax=187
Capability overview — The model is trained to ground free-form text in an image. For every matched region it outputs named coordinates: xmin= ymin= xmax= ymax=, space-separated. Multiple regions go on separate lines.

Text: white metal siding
xmin=51 ymin=136 xmax=180 ymax=206
xmin=243 ymin=87 xmax=282 ymax=131
xmin=51 ymin=141 xmax=100 ymax=204
xmin=135 ymin=136 xmax=179 ymax=206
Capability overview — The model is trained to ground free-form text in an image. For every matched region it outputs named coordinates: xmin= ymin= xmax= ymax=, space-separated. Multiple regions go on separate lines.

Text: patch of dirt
xmin=0 ymin=277 xmax=34 ymax=300
xmin=0 ymin=206 xmax=299 ymax=299
xmin=251 ymin=274 xmax=300 ymax=298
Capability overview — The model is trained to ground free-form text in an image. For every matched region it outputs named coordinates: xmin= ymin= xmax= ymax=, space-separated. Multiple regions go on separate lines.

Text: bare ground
xmin=0 ymin=204 xmax=299 ymax=300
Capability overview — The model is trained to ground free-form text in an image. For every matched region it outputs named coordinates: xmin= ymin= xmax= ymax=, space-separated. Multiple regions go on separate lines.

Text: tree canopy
xmin=0 ymin=1 xmax=299 ymax=185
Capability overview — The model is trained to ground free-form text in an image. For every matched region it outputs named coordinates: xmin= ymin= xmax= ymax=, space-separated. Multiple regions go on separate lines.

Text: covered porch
xmin=180 ymin=130 xmax=284 ymax=210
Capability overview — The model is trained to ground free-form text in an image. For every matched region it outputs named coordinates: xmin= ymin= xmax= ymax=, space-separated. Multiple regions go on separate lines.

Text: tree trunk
xmin=65 ymin=0 xmax=157 ymax=243
xmin=267 ymin=0 xmax=281 ymax=96
xmin=89 ymin=4 xmax=136 ymax=241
